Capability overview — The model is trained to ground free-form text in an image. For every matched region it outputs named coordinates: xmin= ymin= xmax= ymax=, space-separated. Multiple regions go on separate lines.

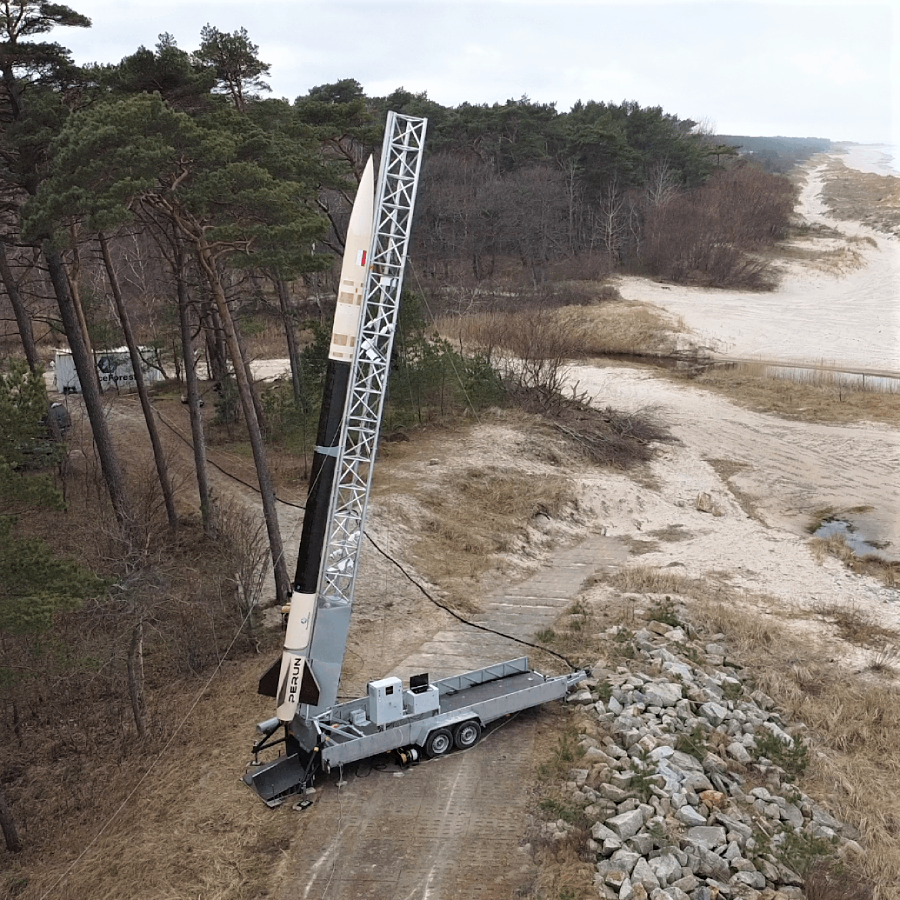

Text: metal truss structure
xmin=302 ymin=112 xmax=427 ymax=714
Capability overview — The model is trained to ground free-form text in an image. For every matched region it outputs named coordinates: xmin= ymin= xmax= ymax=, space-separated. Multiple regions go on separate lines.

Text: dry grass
xmin=811 ymin=600 xmax=900 ymax=648
xmin=804 ymin=859 xmax=876 ymax=900
xmin=437 ymin=300 xmax=682 ymax=361
xmin=819 ymin=159 xmax=900 ymax=234
xmin=688 ymin=594 xmax=900 ymax=897
xmin=2 ymin=656 xmax=296 ymax=900
xmin=689 ymin=361 xmax=900 ymax=426
xmin=404 ymin=465 xmax=577 ymax=609
xmin=597 ymin=564 xmax=725 ymax=601
xmin=810 ymin=535 xmax=900 ymax=589
xmin=775 ymin=239 xmax=870 ymax=275
xmin=577 ymin=561 xmax=900 ymax=892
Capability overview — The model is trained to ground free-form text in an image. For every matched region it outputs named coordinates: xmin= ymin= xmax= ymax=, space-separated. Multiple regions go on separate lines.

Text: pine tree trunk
xmin=195 ymin=239 xmax=291 ymax=604
xmin=0 ymin=787 xmax=21 ymax=852
xmin=126 ymin=619 xmax=147 ymax=739
xmin=200 ymin=298 xmax=229 ymax=386
xmin=175 ymin=239 xmax=214 ymax=536
xmin=65 ymin=237 xmax=100 ymax=394
xmin=98 ymin=232 xmax=178 ymax=530
xmin=276 ymin=276 xmax=302 ymax=404
xmin=0 ymin=241 xmax=39 ymax=372
xmin=44 ymin=241 xmax=132 ymax=528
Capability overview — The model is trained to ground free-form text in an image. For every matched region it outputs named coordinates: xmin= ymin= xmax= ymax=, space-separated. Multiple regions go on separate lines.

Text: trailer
xmin=245 ymin=112 xmax=588 ymax=804
xmin=246 ymin=658 xmax=587 ymax=805
xmin=55 ymin=346 xmax=162 ymax=394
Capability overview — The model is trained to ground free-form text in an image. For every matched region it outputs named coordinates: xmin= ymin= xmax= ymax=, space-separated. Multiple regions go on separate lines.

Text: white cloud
xmin=55 ymin=0 xmax=896 ymax=143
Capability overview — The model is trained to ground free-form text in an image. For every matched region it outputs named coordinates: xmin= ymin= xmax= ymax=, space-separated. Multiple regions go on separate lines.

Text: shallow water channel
xmin=599 ymin=353 xmax=900 ymax=394
xmin=813 ymin=517 xmax=896 ymax=561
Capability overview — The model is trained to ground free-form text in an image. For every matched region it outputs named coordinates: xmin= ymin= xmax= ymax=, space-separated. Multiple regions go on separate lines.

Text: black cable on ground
xmin=154 ymin=407 xmax=584 ymax=672
xmin=363 ymin=531 xmax=583 ymax=672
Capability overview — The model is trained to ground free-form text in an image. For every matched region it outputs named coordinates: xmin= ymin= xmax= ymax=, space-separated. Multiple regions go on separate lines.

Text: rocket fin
xmin=258 ymin=657 xmax=280 ymax=698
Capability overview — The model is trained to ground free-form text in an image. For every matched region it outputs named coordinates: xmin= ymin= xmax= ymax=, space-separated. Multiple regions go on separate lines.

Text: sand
xmin=614 ymin=159 xmax=900 ymax=373
xmin=252 ymin=150 xmax=900 ymax=667
xmin=552 ymin=151 xmax=900 ymax=670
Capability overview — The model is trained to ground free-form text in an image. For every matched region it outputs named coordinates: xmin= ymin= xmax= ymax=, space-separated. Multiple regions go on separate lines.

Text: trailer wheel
xmin=454 ymin=720 xmax=482 ymax=750
xmin=424 ymin=728 xmax=453 ymax=758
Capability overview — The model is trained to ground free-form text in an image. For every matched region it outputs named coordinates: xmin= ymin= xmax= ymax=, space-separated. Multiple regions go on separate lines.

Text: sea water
xmin=837 ymin=142 xmax=900 ymax=178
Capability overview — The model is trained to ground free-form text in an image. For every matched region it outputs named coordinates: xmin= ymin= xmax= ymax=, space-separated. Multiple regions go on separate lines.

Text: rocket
xmin=258 ymin=156 xmax=375 ymax=723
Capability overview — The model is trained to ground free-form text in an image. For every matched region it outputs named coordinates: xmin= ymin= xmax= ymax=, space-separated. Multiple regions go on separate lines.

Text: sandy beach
xmin=614 ymin=154 xmax=900 ymax=373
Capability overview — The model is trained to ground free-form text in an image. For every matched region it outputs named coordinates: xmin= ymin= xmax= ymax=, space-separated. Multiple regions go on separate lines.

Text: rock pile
xmin=539 ymin=606 xmax=862 ymax=900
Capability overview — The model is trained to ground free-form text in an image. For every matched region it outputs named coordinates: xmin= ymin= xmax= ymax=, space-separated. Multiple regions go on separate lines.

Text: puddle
xmin=813 ymin=518 xmax=894 ymax=560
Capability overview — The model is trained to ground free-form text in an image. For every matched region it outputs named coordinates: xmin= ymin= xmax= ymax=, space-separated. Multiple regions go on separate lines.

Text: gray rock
xmin=807 ymin=822 xmax=836 ymax=841
xmin=760 ymin=720 xmax=794 ymax=746
xmin=694 ymin=847 xmax=730 ymax=879
xmin=611 ymin=771 xmax=635 ymax=789
xmin=683 ymin=825 xmax=727 ymax=850
xmin=781 ymin=803 xmax=804 ymax=828
xmin=764 ymin=802 xmax=782 ymax=820
xmin=631 ymin=857 xmax=661 ymax=890
xmin=702 ymin=752 xmax=727 ymax=774
xmin=610 ymin=849 xmax=640 ymax=873
xmin=699 ymin=702 xmax=729 ymax=726
xmin=663 ymin=662 xmax=694 ymax=682
xmin=812 ymin=805 xmax=843 ymax=831
xmin=627 ymin=832 xmax=655 ymax=856
xmin=584 ymin=746 xmax=615 ymax=764
xmin=675 ymin=806 xmax=707 ymax=827
xmin=661 ymin=887 xmax=690 ymax=900
xmin=777 ymin=862 xmax=804 ymax=886
xmin=592 ymin=822 xmax=622 ymax=843
xmin=601 ymin=783 xmax=631 ymax=803
xmin=607 ymin=808 xmax=645 ymax=840
xmin=681 ymin=772 xmax=714 ymax=793
xmin=644 ymin=682 xmax=683 ymax=708
xmin=672 ymin=874 xmax=699 ymax=893
xmin=648 ymin=852 xmax=681 ymax=885
xmin=726 ymin=741 xmax=752 ymax=763
xmin=731 ymin=869 xmax=766 ymax=889
xmin=715 ymin=814 xmax=752 ymax=842
xmin=603 ymin=836 xmax=624 ymax=854
xmin=669 ymin=750 xmax=705 ymax=773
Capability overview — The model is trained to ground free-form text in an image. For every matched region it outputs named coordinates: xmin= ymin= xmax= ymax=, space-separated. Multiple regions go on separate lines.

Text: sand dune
xmin=615 ymin=154 xmax=900 ymax=374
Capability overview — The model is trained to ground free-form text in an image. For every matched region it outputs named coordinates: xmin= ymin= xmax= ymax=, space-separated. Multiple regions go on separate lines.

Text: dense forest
xmin=0 ymin=4 xmax=815 ymax=864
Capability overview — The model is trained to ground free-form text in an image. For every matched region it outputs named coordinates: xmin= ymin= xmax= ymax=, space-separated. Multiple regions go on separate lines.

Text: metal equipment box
xmin=367 ymin=677 xmax=404 ymax=725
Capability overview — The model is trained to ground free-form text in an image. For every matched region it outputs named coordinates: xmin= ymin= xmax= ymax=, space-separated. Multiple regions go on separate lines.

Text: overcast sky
xmin=56 ymin=1 xmax=896 ymax=145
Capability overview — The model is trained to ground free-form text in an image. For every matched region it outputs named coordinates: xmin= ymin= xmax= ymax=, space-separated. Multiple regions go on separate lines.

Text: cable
xmin=363 ymin=530 xmax=583 ymax=672
xmin=155 ymin=405 xmax=583 ymax=672
xmin=38 ymin=601 xmax=258 ymax=900
xmin=154 ymin=407 xmax=305 ymax=509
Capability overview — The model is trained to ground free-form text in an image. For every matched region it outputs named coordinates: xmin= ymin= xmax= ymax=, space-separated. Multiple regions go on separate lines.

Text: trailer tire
xmin=453 ymin=720 xmax=482 ymax=750
xmin=424 ymin=728 xmax=453 ymax=758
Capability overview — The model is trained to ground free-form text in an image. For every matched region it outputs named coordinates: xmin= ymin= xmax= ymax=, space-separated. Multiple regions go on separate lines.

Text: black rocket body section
xmin=293 ymin=360 xmax=350 ymax=593
xmin=259 ymin=157 xmax=375 ymax=722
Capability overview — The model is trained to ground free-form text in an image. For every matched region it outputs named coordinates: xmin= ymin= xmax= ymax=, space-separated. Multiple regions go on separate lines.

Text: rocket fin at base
xmin=298 ymin=663 xmax=320 ymax=706
xmin=258 ymin=657 xmax=280 ymax=698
